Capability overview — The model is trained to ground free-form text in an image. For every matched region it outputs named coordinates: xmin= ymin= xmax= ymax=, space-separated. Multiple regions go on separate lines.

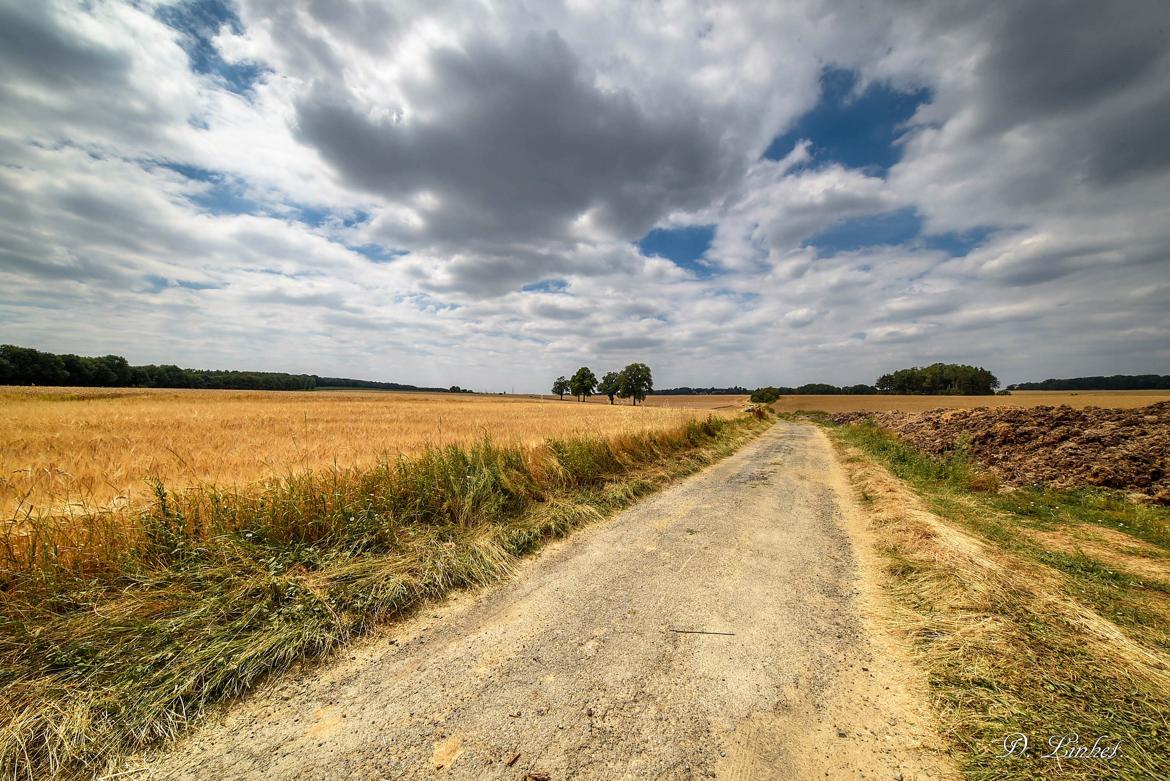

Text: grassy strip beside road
xmin=0 ymin=411 xmax=771 ymax=780
xmin=825 ymin=419 xmax=1170 ymax=780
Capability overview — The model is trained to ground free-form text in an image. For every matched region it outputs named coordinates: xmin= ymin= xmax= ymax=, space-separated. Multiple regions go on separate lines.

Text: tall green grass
xmin=0 ymin=413 xmax=769 ymax=780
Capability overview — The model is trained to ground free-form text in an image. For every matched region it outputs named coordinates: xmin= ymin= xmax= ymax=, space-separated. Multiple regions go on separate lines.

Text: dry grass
xmin=770 ymin=389 xmax=1170 ymax=414
xmin=1 ymin=386 xmax=736 ymax=518
xmin=827 ymin=420 xmax=1170 ymax=779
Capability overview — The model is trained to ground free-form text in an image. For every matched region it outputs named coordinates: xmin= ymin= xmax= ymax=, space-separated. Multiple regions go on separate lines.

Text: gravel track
xmin=133 ymin=422 xmax=953 ymax=780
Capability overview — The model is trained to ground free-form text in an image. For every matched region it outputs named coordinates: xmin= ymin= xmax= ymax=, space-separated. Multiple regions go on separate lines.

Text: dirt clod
xmin=830 ymin=402 xmax=1170 ymax=502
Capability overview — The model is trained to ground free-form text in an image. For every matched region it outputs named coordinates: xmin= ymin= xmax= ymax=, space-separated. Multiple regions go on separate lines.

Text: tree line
xmin=0 ymin=345 xmax=318 ymax=390
xmin=314 ymin=376 xmax=465 ymax=393
xmin=0 ymin=344 xmax=463 ymax=393
xmin=1007 ymin=374 xmax=1170 ymax=391
xmin=655 ymin=385 xmax=750 ymax=395
xmin=0 ymin=345 xmax=135 ymax=387
xmin=750 ymin=383 xmax=879 ymax=402
xmin=551 ymin=363 xmax=653 ymax=404
xmin=750 ymin=363 xmax=1000 ymax=402
xmin=875 ymin=363 xmax=999 ymax=395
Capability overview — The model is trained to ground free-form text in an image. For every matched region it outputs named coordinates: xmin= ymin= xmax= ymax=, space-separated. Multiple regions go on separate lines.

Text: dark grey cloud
xmin=407 ymin=248 xmax=573 ymax=297
xmin=986 ymin=2 xmax=1170 ymax=187
xmin=0 ymin=2 xmax=130 ymax=89
xmin=1081 ymin=92 xmax=1170 ymax=186
xmin=294 ymin=29 xmax=735 ymax=246
xmin=529 ymin=300 xmax=590 ymax=321
xmin=903 ymin=0 xmax=1170 ymax=189
xmin=976 ymin=3 xmax=1166 ymax=124
xmin=0 ymin=0 xmax=197 ymax=157
xmin=237 ymin=0 xmax=349 ymax=76
xmin=300 ymin=0 xmax=400 ymax=55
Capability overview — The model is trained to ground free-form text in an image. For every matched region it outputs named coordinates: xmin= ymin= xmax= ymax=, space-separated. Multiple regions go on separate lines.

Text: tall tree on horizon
xmin=551 ymin=376 xmax=570 ymax=400
xmin=597 ymin=371 xmax=621 ymax=404
xmin=617 ymin=363 xmax=653 ymax=405
xmin=569 ymin=366 xmax=598 ymax=401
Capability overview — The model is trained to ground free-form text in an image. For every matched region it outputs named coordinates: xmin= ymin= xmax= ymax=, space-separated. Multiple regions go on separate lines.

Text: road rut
xmin=135 ymin=422 xmax=954 ymax=780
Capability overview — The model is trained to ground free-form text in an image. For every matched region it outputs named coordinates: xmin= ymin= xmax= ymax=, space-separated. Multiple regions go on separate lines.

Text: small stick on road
xmin=668 ymin=628 xmax=736 ymax=636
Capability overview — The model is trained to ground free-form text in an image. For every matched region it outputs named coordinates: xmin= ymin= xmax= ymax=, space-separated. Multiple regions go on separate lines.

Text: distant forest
xmin=654 ymin=386 xmax=750 ymax=395
xmin=314 ymin=376 xmax=469 ymax=393
xmin=751 ymin=363 xmax=1000 ymax=402
xmin=1007 ymin=375 xmax=1170 ymax=391
xmin=0 ymin=345 xmax=461 ymax=393
xmin=875 ymin=364 xmax=999 ymax=395
xmin=749 ymin=384 xmax=878 ymax=402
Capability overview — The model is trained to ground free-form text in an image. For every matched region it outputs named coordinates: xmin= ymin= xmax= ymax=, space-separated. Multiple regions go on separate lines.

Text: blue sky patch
xmin=712 ymin=288 xmax=760 ymax=304
xmin=189 ymin=176 xmax=261 ymax=216
xmin=156 ymin=161 xmax=217 ymax=182
xmin=404 ymin=293 xmax=460 ymax=312
xmin=283 ymin=205 xmax=372 ymax=229
xmin=521 ymin=279 xmax=569 ymax=293
xmin=637 ymin=225 xmax=717 ymax=276
xmin=144 ymin=274 xmax=223 ymax=293
xmin=157 ymin=162 xmax=349 ymax=229
xmin=349 ymin=244 xmax=409 ymax=263
xmin=807 ymin=206 xmax=995 ymax=257
xmin=922 ymin=226 xmax=994 ymax=256
xmin=154 ymin=161 xmax=261 ymax=215
xmin=343 ymin=210 xmax=372 ymax=227
xmin=156 ymin=0 xmax=267 ymax=95
xmin=764 ymin=67 xmax=929 ymax=175
xmin=291 ymin=205 xmax=333 ymax=228
xmin=805 ymin=207 xmax=921 ymax=256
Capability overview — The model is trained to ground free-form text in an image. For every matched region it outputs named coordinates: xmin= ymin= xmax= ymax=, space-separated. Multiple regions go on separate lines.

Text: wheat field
xmin=6 ymin=385 xmax=1165 ymax=518
xmin=0 ymin=386 xmax=736 ymax=518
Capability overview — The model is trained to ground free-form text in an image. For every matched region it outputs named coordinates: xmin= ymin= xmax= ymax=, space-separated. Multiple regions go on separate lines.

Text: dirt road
xmin=134 ymin=422 xmax=954 ymax=780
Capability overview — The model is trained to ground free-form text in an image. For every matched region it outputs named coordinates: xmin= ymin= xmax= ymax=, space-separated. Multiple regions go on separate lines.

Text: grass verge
xmin=822 ymin=418 xmax=1170 ymax=780
xmin=0 ymin=411 xmax=771 ymax=780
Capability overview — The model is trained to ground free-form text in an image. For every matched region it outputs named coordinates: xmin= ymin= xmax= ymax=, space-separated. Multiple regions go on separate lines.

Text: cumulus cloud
xmin=294 ymin=30 xmax=735 ymax=244
xmin=1 ymin=0 xmax=1168 ymax=390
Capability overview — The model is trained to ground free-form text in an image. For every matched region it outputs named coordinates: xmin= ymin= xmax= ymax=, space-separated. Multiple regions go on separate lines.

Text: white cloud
xmin=1 ymin=0 xmax=1168 ymax=391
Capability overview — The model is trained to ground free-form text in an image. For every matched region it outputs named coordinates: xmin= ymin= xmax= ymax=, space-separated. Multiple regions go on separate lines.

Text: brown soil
xmin=829 ymin=402 xmax=1170 ymax=503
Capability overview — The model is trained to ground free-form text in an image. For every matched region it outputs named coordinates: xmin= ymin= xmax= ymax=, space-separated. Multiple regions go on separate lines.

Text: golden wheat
xmin=0 ymin=386 xmax=737 ymax=517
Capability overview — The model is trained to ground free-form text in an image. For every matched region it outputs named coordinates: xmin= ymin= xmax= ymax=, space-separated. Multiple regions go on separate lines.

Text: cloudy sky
xmin=2 ymin=1 xmax=1168 ymax=391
